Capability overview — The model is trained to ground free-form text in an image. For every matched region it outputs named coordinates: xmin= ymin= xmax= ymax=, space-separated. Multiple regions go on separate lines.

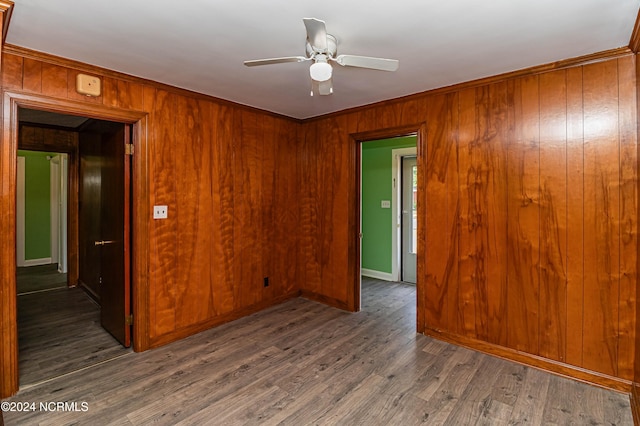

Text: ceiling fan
xmin=244 ymin=18 xmax=399 ymax=96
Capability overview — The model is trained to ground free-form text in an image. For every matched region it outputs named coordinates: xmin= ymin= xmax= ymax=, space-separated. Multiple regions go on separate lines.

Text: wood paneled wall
xmin=0 ymin=45 xmax=637 ymax=396
xmin=0 ymin=49 xmax=301 ymax=356
xmin=300 ymin=55 xmax=638 ymax=387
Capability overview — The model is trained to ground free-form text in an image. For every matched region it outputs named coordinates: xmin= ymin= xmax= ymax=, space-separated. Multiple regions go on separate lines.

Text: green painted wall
xmin=19 ymin=150 xmax=51 ymax=260
xmin=361 ymin=136 xmax=417 ymax=274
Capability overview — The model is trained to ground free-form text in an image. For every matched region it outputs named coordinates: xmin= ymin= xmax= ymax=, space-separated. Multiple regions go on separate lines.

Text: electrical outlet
xmin=263 ymin=277 xmax=269 ymax=288
xmin=153 ymin=205 xmax=168 ymax=219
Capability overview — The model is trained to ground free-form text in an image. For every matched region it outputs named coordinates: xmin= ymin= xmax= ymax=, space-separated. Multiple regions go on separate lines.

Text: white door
xmin=401 ymin=156 xmax=417 ymax=283
xmin=59 ymin=154 xmax=68 ymax=273
xmin=50 ymin=156 xmax=59 ymax=266
xmin=17 ymin=157 xmax=25 ymax=267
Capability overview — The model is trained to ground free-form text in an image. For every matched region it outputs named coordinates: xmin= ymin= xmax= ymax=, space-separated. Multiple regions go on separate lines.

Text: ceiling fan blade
xmin=335 ymin=55 xmax=399 ymax=72
xmin=244 ymin=56 xmax=307 ymax=67
xmin=303 ymin=18 xmax=328 ymax=52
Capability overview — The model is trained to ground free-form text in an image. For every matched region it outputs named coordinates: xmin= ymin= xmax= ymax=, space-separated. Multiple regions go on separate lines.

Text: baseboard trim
xmin=361 ymin=268 xmax=394 ymax=281
xmin=300 ymin=289 xmax=350 ymax=311
xmin=424 ymin=327 xmax=632 ymax=393
xmin=149 ymin=290 xmax=301 ymax=349
xmin=23 ymin=257 xmax=52 ymax=267
xmin=77 ymin=280 xmax=99 ymax=303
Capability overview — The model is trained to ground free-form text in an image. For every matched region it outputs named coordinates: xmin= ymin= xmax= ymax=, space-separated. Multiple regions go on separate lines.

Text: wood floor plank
xmin=415 ymin=348 xmax=482 ymax=424
xmin=442 ymin=355 xmax=510 ymax=425
xmin=2 ymin=278 xmax=632 ymax=425
xmin=508 ymin=367 xmax=551 ymax=425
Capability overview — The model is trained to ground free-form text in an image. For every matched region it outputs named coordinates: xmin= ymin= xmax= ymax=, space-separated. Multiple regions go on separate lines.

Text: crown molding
xmin=629 ymin=7 xmax=640 ymax=53
xmin=0 ymin=0 xmax=13 ymax=45
xmin=2 ymin=44 xmax=301 ymax=123
xmin=304 ymin=46 xmax=633 ymax=123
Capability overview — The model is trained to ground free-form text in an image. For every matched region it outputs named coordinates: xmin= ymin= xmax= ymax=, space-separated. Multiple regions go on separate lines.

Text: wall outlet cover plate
xmin=153 ymin=205 xmax=168 ymax=219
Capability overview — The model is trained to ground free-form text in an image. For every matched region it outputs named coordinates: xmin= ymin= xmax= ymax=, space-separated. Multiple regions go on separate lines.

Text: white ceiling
xmin=6 ymin=0 xmax=640 ymax=119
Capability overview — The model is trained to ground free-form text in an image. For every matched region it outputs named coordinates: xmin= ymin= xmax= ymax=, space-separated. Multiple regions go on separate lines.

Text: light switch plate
xmin=153 ymin=205 xmax=168 ymax=219
xmin=381 ymin=200 xmax=391 ymax=208
xmin=76 ymin=73 xmax=101 ymax=97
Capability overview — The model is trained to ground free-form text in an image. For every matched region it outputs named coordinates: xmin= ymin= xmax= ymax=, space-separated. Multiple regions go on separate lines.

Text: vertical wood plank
xmin=425 ymin=93 xmax=457 ymax=329
xmin=582 ymin=60 xmax=620 ymax=377
xmin=320 ymin=116 xmax=350 ymax=303
xmin=210 ymin=104 xmax=236 ymax=316
xmin=487 ymin=82 xmax=509 ymax=346
xmin=538 ymin=70 xmax=568 ymax=362
xmin=261 ymin=115 xmax=276 ymax=298
xmin=145 ymin=87 xmax=178 ymax=339
xmin=117 ymin=80 xmax=145 ymax=111
xmin=22 ymin=58 xmax=42 ymax=93
xmin=273 ymin=120 xmax=300 ymax=295
xmin=2 ymin=53 xmax=22 ymax=90
xmin=565 ymin=66 xmax=585 ymax=368
xmin=457 ymin=87 xmax=479 ymax=338
xmin=445 ymin=94 xmax=460 ymax=334
xmin=507 ymin=75 xmax=540 ymax=354
xmin=40 ymin=63 xmax=68 ymax=98
xmin=616 ymin=55 xmax=637 ymax=381
xmin=300 ymin=121 xmax=322 ymax=296
xmin=102 ymin=77 xmax=119 ymax=107
xmin=233 ymin=110 xmax=262 ymax=308
xmin=174 ymin=96 xmax=213 ymax=328
xmin=473 ymin=85 xmax=491 ymax=341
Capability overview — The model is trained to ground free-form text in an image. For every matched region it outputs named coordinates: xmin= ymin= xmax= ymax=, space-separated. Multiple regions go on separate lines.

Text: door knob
xmin=94 ymin=240 xmax=115 ymax=246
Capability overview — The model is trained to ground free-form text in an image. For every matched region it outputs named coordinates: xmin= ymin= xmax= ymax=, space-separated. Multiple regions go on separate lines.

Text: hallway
xmin=17 ymin=266 xmax=130 ymax=387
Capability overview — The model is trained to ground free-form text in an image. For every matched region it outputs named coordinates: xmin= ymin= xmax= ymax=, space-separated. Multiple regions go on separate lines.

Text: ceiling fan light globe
xmin=310 ymin=62 xmax=332 ymax=82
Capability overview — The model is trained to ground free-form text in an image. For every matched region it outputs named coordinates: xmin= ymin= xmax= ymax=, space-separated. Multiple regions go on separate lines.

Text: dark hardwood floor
xmin=16 ymin=268 xmax=130 ymax=387
xmin=2 ymin=278 xmax=632 ymax=425
xmin=16 ymin=264 xmax=67 ymax=294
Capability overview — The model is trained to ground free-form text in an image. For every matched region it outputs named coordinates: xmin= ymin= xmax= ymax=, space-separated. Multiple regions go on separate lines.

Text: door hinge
xmin=125 ymin=314 xmax=133 ymax=326
xmin=125 ymin=143 xmax=134 ymax=155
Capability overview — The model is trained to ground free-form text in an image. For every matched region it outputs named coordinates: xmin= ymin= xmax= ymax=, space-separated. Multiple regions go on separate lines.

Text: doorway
xmin=16 ymin=149 xmax=69 ymax=296
xmin=16 ymin=150 xmax=68 ymax=272
xmin=14 ymin=108 xmax=132 ymax=387
xmin=349 ymin=124 xmax=425 ymax=318
xmin=360 ymin=136 xmax=417 ymax=283
xmin=1 ymin=91 xmax=149 ymax=398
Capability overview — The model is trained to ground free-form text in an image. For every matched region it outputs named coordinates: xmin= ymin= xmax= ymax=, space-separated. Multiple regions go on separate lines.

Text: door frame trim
xmin=349 ymin=124 xmax=426 ymax=325
xmin=0 ymin=90 xmax=150 ymax=397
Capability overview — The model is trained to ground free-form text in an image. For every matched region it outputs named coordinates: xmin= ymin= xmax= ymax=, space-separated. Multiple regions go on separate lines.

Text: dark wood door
xmin=99 ymin=124 xmax=131 ymax=347
xmin=78 ymin=132 xmax=103 ymax=299
xmin=79 ymin=121 xmax=131 ymax=348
